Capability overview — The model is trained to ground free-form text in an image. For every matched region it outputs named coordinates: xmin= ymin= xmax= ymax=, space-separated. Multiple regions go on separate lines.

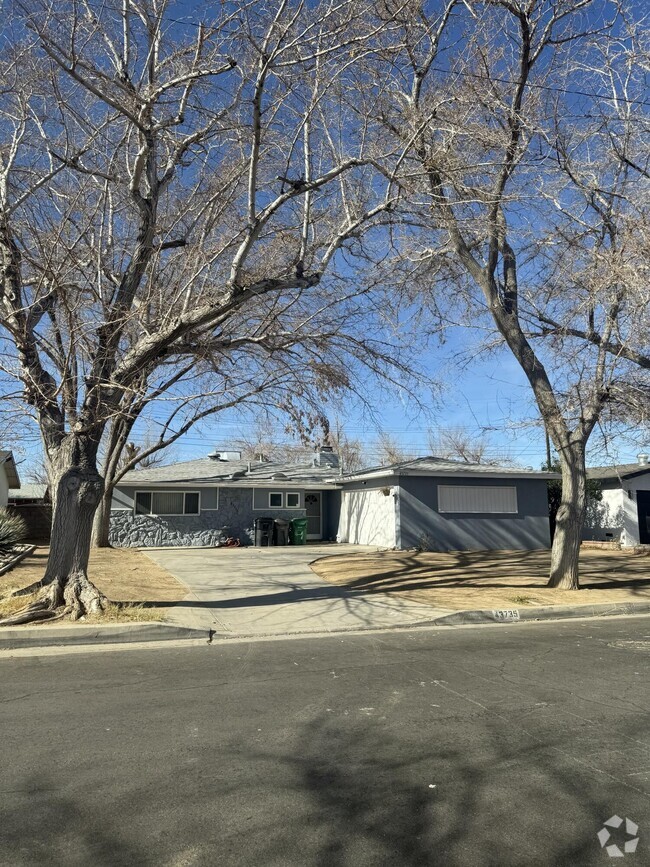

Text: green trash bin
xmin=290 ymin=517 xmax=308 ymax=545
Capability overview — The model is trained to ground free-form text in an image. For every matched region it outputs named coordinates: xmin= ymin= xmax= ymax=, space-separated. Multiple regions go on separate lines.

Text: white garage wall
xmin=339 ymin=488 xmax=396 ymax=547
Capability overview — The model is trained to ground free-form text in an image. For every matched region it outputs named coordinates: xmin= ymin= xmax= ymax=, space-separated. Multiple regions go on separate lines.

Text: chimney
xmin=638 ymin=453 xmax=649 ymax=466
xmin=313 ymin=445 xmax=339 ymax=469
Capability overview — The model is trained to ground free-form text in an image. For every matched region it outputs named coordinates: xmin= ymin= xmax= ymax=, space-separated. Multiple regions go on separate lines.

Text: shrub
xmin=0 ymin=509 xmax=27 ymax=553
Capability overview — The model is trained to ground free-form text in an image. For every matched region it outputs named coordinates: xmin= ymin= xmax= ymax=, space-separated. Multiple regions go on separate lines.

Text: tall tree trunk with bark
xmin=548 ymin=443 xmax=586 ymax=589
xmin=91 ymin=488 xmax=113 ymax=549
xmin=1 ymin=435 xmax=109 ymax=623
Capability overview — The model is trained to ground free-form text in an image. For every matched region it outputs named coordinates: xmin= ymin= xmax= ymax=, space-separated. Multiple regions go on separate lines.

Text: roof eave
xmin=118 ymin=478 xmax=341 ymax=489
xmin=1 ymin=453 xmax=20 ymax=489
xmin=332 ymin=468 xmax=561 ymax=483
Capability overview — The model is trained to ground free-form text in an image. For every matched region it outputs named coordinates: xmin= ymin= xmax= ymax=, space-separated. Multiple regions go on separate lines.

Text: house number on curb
xmin=492 ymin=609 xmax=520 ymax=621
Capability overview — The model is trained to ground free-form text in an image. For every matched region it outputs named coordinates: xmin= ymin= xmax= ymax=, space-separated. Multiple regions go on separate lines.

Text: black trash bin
xmin=289 ymin=517 xmax=308 ymax=545
xmin=273 ymin=518 xmax=290 ymax=546
xmin=255 ymin=517 xmax=274 ymax=547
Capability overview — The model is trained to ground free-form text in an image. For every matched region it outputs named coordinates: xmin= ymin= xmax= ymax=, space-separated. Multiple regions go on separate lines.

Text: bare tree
xmin=429 ymin=427 xmax=514 ymax=466
xmin=371 ymin=432 xmax=416 ymax=466
xmin=367 ymin=0 xmax=648 ymax=588
xmin=0 ymin=0 xmax=400 ymax=622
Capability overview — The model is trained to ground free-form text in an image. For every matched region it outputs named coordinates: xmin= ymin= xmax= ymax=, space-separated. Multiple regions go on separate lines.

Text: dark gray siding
xmin=397 ymin=476 xmax=551 ymax=551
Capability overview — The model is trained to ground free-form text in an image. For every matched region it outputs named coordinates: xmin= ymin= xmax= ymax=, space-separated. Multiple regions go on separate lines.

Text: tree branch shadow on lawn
xmin=312 ymin=549 xmax=650 ymax=598
xmin=121 ymin=547 xmax=650 ymax=613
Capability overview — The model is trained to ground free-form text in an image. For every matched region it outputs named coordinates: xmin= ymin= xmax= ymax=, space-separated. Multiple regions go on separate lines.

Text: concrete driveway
xmin=144 ymin=544 xmax=448 ymax=637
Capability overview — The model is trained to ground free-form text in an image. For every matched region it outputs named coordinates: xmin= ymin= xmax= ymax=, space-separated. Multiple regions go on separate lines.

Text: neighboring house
xmin=110 ymin=447 xmax=342 ymax=547
xmin=335 ymin=457 xmax=559 ymax=551
xmin=8 ymin=483 xmax=52 ymax=541
xmin=583 ymin=454 xmax=650 ymax=546
xmin=0 ymin=451 xmax=20 ymax=508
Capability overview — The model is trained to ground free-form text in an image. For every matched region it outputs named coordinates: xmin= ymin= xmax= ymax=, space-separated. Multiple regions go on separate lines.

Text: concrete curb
xmin=429 ymin=599 xmax=650 ymax=627
xmin=0 ymin=622 xmax=211 ymax=650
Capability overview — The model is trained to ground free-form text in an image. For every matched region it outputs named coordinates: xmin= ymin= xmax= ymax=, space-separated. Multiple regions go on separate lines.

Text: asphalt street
xmin=1 ymin=616 xmax=649 ymax=866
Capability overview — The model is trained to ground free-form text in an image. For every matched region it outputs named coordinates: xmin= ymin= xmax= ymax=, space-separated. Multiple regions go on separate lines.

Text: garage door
xmin=341 ymin=489 xmax=396 ymax=547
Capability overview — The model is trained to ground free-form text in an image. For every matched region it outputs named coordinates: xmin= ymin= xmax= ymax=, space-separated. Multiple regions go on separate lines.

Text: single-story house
xmin=0 ymin=451 xmax=20 ymax=508
xmin=335 ymin=457 xmax=559 ymax=551
xmin=583 ymin=454 xmax=650 ymax=546
xmin=110 ymin=447 xmax=342 ymax=547
xmin=110 ymin=449 xmax=558 ymax=551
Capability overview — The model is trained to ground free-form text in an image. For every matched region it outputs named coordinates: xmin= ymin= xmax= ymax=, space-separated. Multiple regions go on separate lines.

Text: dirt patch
xmin=310 ymin=548 xmax=650 ymax=611
xmin=0 ymin=547 xmax=186 ymax=622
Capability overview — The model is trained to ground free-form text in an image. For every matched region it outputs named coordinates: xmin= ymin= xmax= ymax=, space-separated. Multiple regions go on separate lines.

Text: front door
xmin=305 ymin=492 xmax=322 ymax=540
xmin=637 ymin=491 xmax=650 ymax=544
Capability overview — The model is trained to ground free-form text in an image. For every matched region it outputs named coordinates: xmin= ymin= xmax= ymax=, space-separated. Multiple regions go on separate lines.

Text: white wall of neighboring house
xmin=0 ymin=464 xmax=8 ymax=507
xmin=584 ymin=472 xmax=650 ymax=546
xmin=587 ymin=485 xmax=625 ymax=541
xmin=622 ymin=475 xmax=650 ymax=546
xmin=338 ymin=487 xmax=396 ymax=547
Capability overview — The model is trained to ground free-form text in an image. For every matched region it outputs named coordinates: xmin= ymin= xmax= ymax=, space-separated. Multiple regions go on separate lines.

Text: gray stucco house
xmin=110 ymin=447 xmax=342 ymax=547
xmin=335 ymin=457 xmax=558 ymax=551
xmin=582 ymin=454 xmax=650 ymax=546
xmin=110 ymin=449 xmax=558 ymax=551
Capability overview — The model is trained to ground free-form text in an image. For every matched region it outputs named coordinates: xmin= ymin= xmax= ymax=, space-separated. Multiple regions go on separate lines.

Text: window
xmin=438 ymin=485 xmax=518 ymax=514
xmin=135 ymin=491 xmax=152 ymax=515
xmin=135 ymin=491 xmax=201 ymax=516
xmin=184 ymin=492 xmax=200 ymax=515
xmin=269 ymin=492 xmax=283 ymax=508
xmin=286 ymin=492 xmax=300 ymax=508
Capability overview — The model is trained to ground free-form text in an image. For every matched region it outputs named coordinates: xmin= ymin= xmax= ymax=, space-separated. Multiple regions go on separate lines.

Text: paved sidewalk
xmin=144 ymin=545 xmax=451 ymax=637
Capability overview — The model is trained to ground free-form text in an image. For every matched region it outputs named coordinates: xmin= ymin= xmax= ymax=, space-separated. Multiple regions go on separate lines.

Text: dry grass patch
xmin=311 ymin=548 xmax=650 ymax=611
xmin=0 ymin=547 xmax=186 ymax=623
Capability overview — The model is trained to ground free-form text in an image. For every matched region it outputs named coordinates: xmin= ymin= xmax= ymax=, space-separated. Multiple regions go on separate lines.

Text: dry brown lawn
xmin=0 ymin=547 xmax=186 ymax=622
xmin=311 ymin=548 xmax=650 ymax=610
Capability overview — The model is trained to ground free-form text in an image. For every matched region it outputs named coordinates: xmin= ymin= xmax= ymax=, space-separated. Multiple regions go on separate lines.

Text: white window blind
xmin=438 ymin=485 xmax=518 ymax=514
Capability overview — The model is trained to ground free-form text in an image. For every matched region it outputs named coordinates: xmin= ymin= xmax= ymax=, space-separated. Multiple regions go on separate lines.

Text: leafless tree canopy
xmin=0 ymin=0 xmax=417 ymax=621
xmin=347 ymin=0 xmax=649 ymax=587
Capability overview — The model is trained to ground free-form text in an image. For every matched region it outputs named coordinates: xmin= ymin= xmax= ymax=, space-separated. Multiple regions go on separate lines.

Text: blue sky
xmin=5 ymin=0 xmax=648 ymax=477
xmin=130 ymin=336 xmax=646 ymax=471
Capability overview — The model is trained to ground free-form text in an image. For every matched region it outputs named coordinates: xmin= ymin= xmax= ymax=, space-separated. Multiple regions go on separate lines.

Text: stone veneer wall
xmin=109 ymin=486 xmax=308 ymax=547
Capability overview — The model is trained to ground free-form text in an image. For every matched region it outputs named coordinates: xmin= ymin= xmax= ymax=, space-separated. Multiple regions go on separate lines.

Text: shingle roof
xmin=118 ymin=456 xmax=341 ymax=488
xmin=587 ymin=462 xmax=650 ymax=481
xmin=334 ymin=455 xmax=560 ymax=482
xmin=8 ymin=483 xmax=48 ymax=501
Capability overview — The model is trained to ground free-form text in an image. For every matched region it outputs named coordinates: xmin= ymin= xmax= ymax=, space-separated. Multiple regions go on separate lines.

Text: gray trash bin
xmin=273 ymin=518 xmax=290 ymax=546
xmin=255 ymin=517 xmax=274 ymax=547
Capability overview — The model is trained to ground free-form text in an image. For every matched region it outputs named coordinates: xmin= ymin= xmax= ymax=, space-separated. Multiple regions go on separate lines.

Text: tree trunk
xmin=91 ymin=489 xmax=113 ymax=548
xmin=1 ymin=439 xmax=109 ymax=624
xmin=548 ymin=444 xmax=586 ymax=589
